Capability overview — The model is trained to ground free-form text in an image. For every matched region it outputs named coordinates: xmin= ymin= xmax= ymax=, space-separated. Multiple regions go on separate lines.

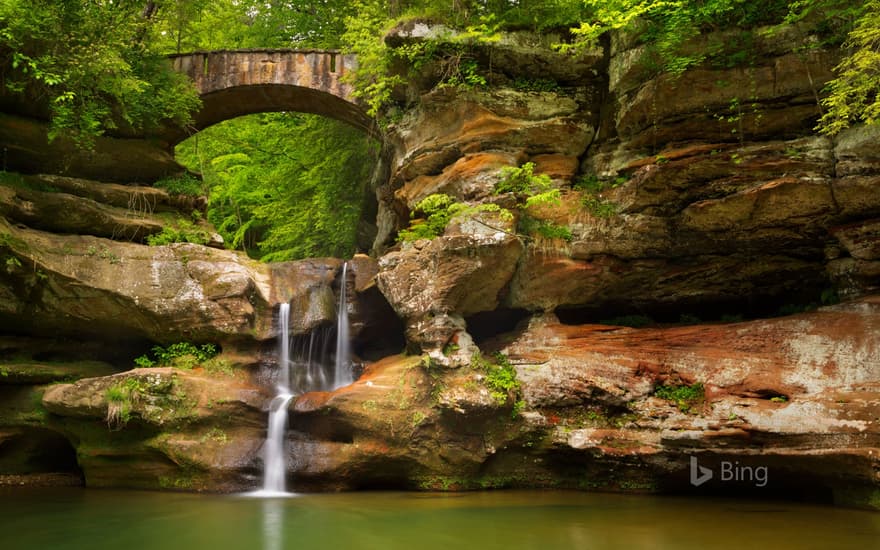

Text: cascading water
xmin=261 ymin=393 xmax=293 ymax=494
xmin=252 ymin=263 xmax=355 ymax=495
xmin=252 ymin=303 xmax=293 ymax=496
xmin=333 ymin=261 xmax=353 ymax=389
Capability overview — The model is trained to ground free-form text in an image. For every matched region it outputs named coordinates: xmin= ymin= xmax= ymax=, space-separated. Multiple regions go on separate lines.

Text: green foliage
xmin=816 ymin=0 xmax=880 ymax=134
xmin=398 ymin=193 xmax=458 ymax=242
xmin=202 ymin=357 xmax=234 ymax=376
xmin=133 ymin=355 xmax=155 ymax=369
xmin=340 ymin=1 xmax=404 ymax=117
xmin=176 ymin=113 xmax=376 ymax=261
xmin=654 ymin=382 xmax=705 ymax=412
xmin=582 ymin=195 xmax=620 ymax=218
xmin=511 ymin=399 xmax=526 ymax=419
xmin=495 ymin=162 xmax=553 ymax=196
xmin=472 ymin=351 xmax=521 ymax=405
xmin=0 ymin=0 xmax=200 ymax=148
xmin=410 ymin=410 xmax=427 ymax=428
xmin=339 ymin=1 xmax=585 ymax=116
xmin=4 ymin=255 xmax=21 ymax=273
xmin=150 ymin=0 xmax=357 ymax=52
xmin=104 ymin=378 xmax=145 ymax=428
xmin=153 ymin=174 xmax=204 ymax=197
xmin=517 ymin=216 xmax=573 ymax=241
xmin=200 ymin=427 xmax=229 ymax=444
xmin=437 ymin=55 xmax=487 ymax=89
xmin=489 ymin=162 xmax=573 ymax=243
xmin=442 ymin=343 xmax=460 ymax=356
xmin=575 ymin=174 xmax=624 ymax=218
xmin=397 ymin=193 xmax=513 ymax=242
xmin=134 ymin=342 xmax=218 ymax=371
xmin=146 ymin=219 xmax=211 ymax=246
xmin=567 ymin=0 xmax=792 ymax=75
xmin=512 ymin=77 xmax=562 ymax=93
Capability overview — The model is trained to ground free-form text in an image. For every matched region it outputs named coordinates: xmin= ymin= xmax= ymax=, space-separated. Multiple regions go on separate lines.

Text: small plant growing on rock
xmin=134 ymin=342 xmax=219 ymax=371
xmin=397 ymin=194 xmax=459 ymax=242
xmin=495 ymin=162 xmax=553 ymax=198
xmin=472 ymin=351 xmax=521 ymax=406
xmin=575 ymin=174 xmax=624 ymax=218
xmin=153 ymin=174 xmax=204 ymax=197
xmin=654 ymin=382 xmax=705 ymax=413
xmin=146 ymin=220 xmax=211 ymax=246
xmin=105 ymin=378 xmax=144 ymax=429
xmin=518 ymin=216 xmax=573 ymax=242
xmin=512 ymin=77 xmax=561 ymax=93
xmin=397 ymin=193 xmax=512 ymax=242
xmin=495 ymin=163 xmax=573 ymax=242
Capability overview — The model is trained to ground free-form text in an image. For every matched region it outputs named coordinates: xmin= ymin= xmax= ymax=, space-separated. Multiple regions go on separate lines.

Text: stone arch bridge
xmin=168 ymin=49 xmax=375 ymax=142
xmin=0 ymin=49 xmax=378 ymax=182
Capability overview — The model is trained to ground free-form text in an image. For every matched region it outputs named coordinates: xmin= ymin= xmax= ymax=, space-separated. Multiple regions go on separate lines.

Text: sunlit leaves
xmin=175 ymin=113 xmax=377 ymax=261
xmin=817 ymin=0 xmax=879 ymax=134
xmin=0 ymin=0 xmax=200 ymax=148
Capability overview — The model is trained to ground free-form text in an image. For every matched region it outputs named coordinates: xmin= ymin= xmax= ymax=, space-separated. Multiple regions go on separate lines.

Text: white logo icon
xmin=690 ymin=456 xmax=713 ymax=486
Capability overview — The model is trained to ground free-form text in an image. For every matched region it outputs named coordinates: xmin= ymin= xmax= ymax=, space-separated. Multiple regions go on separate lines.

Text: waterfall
xmin=251 ymin=263 xmax=354 ymax=495
xmin=252 ymin=303 xmax=294 ymax=497
xmin=333 ymin=261 xmax=353 ymax=389
xmin=260 ymin=393 xmax=293 ymax=494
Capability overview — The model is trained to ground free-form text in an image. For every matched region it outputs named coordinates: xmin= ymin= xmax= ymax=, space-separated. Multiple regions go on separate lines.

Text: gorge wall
xmin=0 ymin=23 xmax=878 ymax=508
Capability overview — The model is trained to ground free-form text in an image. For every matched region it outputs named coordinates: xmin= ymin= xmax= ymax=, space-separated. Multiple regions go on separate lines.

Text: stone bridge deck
xmin=169 ymin=49 xmax=374 ymax=139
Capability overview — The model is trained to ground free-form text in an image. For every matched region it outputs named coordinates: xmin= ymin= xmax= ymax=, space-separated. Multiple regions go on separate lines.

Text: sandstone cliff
xmin=0 ymin=23 xmax=877 ymax=508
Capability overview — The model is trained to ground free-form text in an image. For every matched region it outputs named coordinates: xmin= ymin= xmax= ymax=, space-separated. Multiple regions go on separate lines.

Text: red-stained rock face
xmin=286 ymin=298 xmax=879 ymax=507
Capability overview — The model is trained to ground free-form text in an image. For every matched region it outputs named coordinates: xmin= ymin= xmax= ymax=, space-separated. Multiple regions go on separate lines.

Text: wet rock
xmin=41 ymin=367 xmax=266 ymax=491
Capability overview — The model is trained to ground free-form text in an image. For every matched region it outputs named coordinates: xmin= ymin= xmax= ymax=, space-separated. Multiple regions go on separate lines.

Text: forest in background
xmin=0 ymin=0 xmax=876 ymax=260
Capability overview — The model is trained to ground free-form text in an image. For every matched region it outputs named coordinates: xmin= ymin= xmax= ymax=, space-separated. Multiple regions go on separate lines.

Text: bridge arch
xmin=169 ymin=49 xmax=376 ymax=143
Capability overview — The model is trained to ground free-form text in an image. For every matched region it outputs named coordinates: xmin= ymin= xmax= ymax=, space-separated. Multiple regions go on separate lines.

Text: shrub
xmin=654 ymin=383 xmax=705 ymax=412
xmin=472 ymin=352 xmax=521 ymax=405
xmin=146 ymin=220 xmax=211 ymax=246
xmin=153 ymin=174 xmax=204 ymax=197
xmin=397 ymin=194 xmax=513 ymax=243
xmin=134 ymin=342 xmax=219 ymax=370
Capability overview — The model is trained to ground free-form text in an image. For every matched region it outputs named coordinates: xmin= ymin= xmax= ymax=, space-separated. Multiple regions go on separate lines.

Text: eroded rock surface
xmin=288 ymin=298 xmax=880 ymax=508
xmin=42 ymin=367 xmax=266 ymax=491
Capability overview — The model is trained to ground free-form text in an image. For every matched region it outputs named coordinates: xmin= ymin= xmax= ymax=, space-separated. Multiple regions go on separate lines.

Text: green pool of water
xmin=0 ymin=489 xmax=877 ymax=550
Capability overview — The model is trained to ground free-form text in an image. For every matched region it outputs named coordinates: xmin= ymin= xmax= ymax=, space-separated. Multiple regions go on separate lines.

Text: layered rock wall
xmin=0 ymin=24 xmax=878 ymax=505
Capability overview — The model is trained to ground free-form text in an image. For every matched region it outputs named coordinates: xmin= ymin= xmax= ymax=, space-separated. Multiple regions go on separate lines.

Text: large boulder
xmin=0 ymin=218 xmax=400 ymax=347
xmin=377 ymin=213 xmax=523 ymax=351
xmin=42 ymin=367 xmax=266 ymax=491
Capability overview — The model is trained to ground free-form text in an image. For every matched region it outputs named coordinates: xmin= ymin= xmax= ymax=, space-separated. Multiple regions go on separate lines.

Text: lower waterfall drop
xmin=252 ymin=302 xmax=294 ymax=497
